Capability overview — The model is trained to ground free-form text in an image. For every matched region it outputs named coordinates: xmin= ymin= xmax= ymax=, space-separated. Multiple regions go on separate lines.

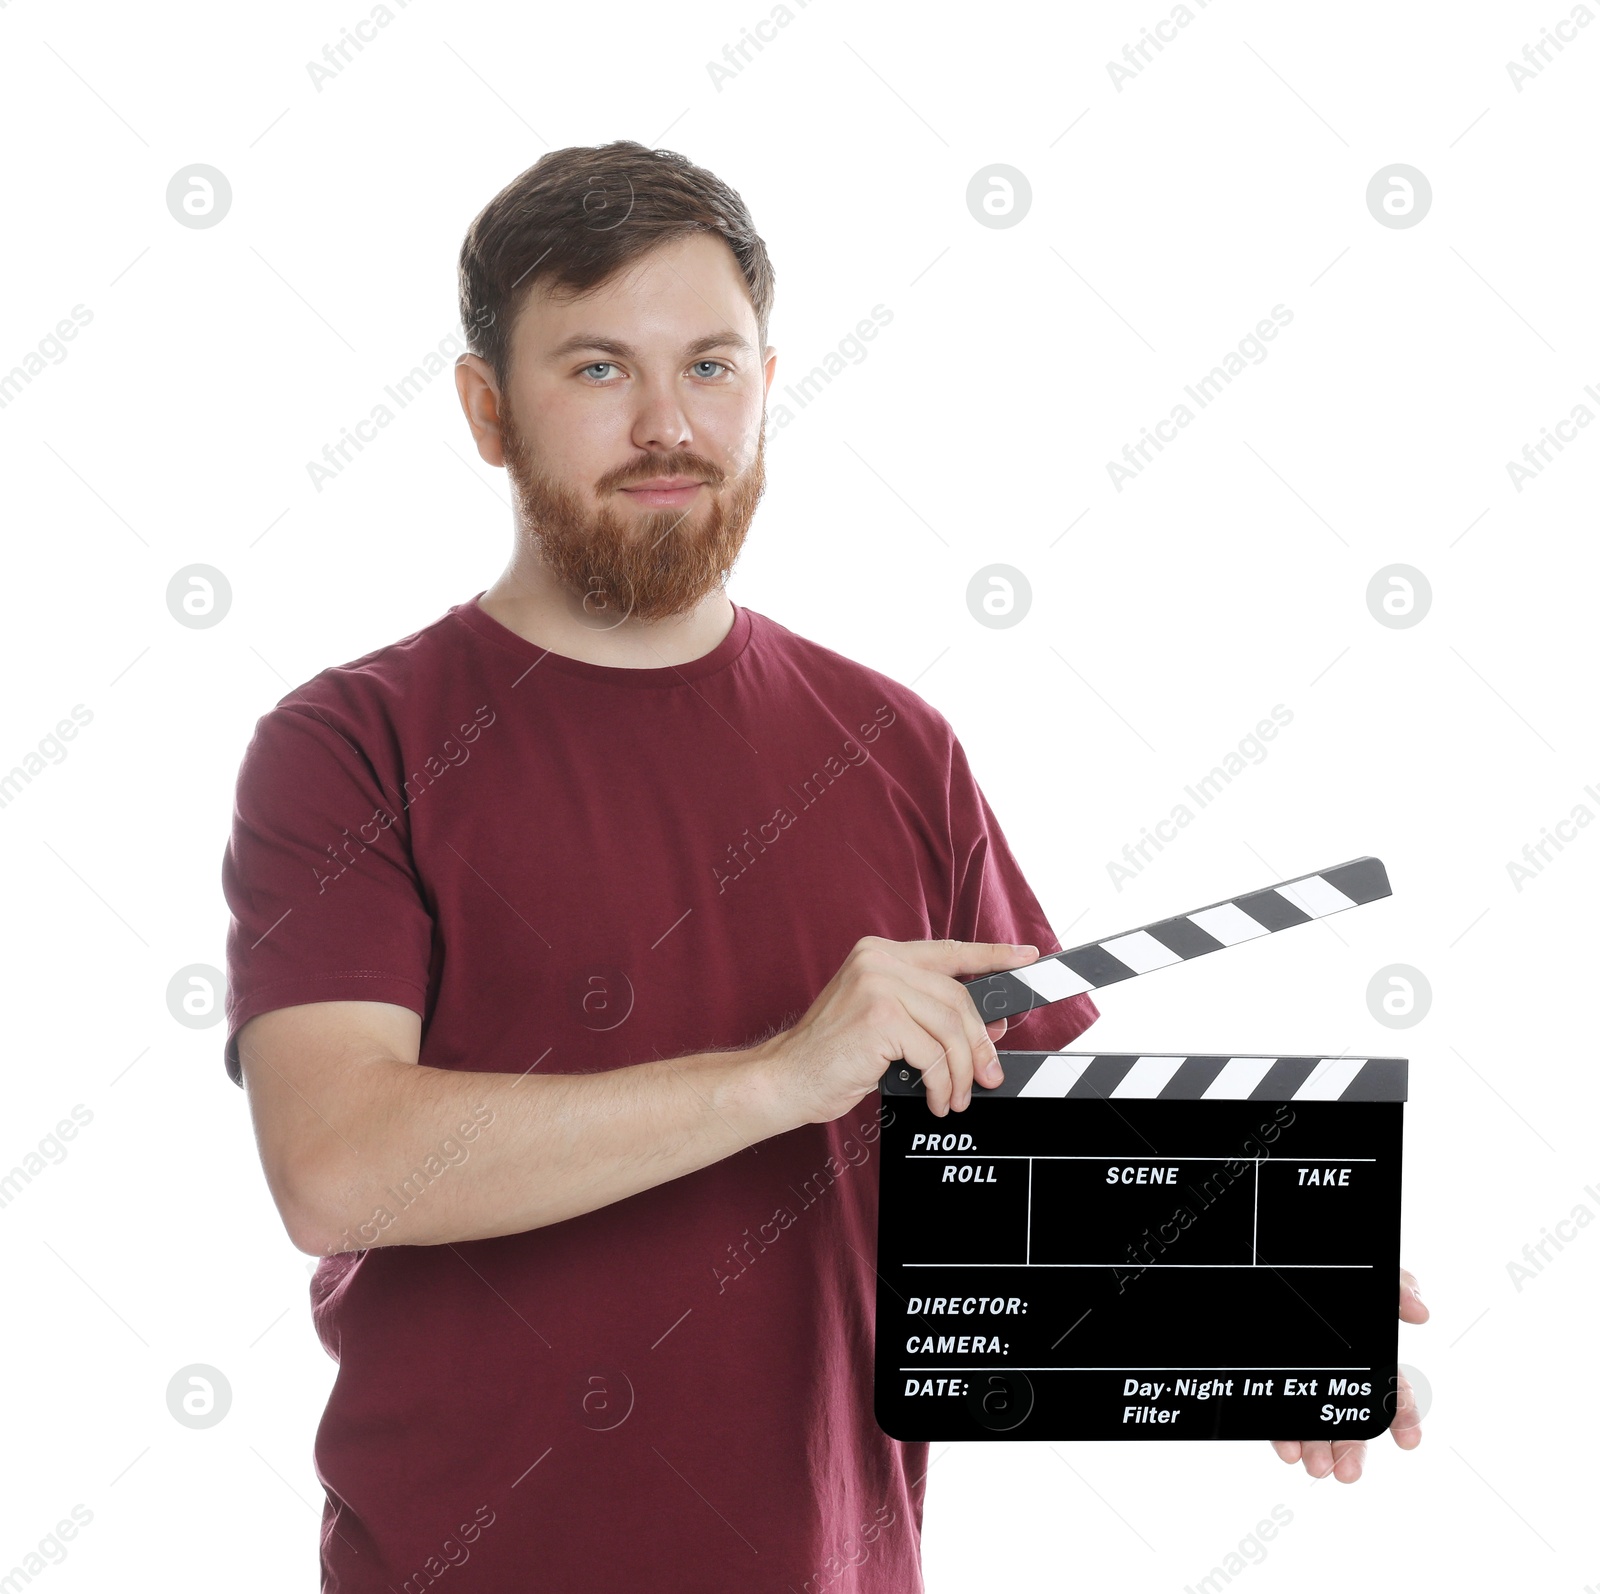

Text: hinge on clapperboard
xmin=879 ymin=855 xmax=1402 ymax=1100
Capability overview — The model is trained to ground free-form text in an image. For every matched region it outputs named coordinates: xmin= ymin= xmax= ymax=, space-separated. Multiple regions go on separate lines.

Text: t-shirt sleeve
xmin=945 ymin=731 xmax=1099 ymax=1054
xmin=220 ymin=701 xmax=435 ymax=1087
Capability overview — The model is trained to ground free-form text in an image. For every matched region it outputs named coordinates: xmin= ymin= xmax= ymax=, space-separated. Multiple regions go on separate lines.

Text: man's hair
xmin=457 ymin=140 xmax=776 ymax=394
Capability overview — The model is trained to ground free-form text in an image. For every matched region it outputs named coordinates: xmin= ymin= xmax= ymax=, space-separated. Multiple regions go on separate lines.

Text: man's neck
xmin=477 ymin=563 xmax=736 ymax=670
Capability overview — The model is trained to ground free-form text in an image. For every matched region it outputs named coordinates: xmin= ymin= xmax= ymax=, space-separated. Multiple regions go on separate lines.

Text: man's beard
xmin=499 ymin=405 xmax=766 ymax=624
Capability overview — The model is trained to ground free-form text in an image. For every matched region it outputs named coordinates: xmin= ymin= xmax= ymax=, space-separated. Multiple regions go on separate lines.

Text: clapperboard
xmin=873 ymin=856 xmax=1406 ymax=1443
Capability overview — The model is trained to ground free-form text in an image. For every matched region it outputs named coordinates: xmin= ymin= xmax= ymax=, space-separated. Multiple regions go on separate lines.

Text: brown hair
xmin=457 ymin=140 xmax=776 ymax=394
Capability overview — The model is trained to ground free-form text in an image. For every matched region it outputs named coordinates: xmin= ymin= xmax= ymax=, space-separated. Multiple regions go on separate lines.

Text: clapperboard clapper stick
xmin=959 ymin=854 xmax=1391 ymax=1024
xmin=872 ymin=856 xmax=1408 ymax=1444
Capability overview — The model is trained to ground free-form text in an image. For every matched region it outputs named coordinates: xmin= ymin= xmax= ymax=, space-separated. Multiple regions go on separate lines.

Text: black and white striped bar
xmin=881 ymin=1052 xmax=1407 ymax=1102
xmin=962 ymin=856 xmax=1391 ymax=1025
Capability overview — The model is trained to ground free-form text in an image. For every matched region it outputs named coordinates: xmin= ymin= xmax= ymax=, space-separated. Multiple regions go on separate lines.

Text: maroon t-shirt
xmin=221 ymin=593 xmax=1098 ymax=1593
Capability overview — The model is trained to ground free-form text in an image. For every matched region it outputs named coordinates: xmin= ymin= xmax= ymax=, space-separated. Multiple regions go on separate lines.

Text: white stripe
xmin=1012 ymin=958 xmax=1096 ymax=1001
xmin=1200 ymin=1057 xmax=1280 ymax=1099
xmin=1293 ymin=1058 xmax=1368 ymax=1100
xmin=1018 ymin=1054 xmax=1094 ymax=1097
xmin=1187 ymin=901 xmax=1272 ymax=946
xmin=1098 ymin=929 xmax=1185 ymax=975
xmin=1110 ymin=1056 xmax=1188 ymax=1098
xmin=1276 ymin=873 xmax=1358 ymax=919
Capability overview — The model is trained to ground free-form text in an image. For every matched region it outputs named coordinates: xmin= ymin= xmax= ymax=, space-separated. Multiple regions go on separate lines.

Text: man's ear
xmin=456 ymin=354 xmax=509 ymax=468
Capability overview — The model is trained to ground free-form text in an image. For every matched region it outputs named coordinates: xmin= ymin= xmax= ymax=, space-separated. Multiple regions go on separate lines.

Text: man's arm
xmin=239 ymin=999 xmax=785 ymax=1254
xmin=239 ymin=937 xmax=1037 ymax=1255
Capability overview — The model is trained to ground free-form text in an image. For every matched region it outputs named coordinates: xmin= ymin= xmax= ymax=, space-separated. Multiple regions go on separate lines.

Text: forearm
xmin=299 ymin=1044 xmax=796 ymax=1253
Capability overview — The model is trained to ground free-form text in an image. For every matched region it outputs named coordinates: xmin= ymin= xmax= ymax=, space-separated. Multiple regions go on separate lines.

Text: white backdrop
xmin=1 ymin=0 xmax=1594 ymax=1588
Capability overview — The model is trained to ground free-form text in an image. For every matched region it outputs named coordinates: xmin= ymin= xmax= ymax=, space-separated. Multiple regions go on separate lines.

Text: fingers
xmin=1297 ymin=1439 xmax=1334 ymax=1478
xmin=1269 ymin=1436 xmax=1371 ymax=1481
xmin=1298 ymin=1439 xmax=1367 ymax=1481
xmin=851 ymin=939 xmax=1036 ymax=1114
xmin=1390 ymin=1370 xmax=1423 ymax=1451
xmin=892 ymin=1014 xmax=1008 ymax=1116
xmin=894 ymin=977 xmax=999 ymax=1114
xmin=897 ymin=1023 xmax=959 ymax=1117
xmin=907 ymin=959 xmax=1005 ymax=1060
xmin=849 ymin=942 xmax=1019 ymax=1115
xmin=1399 ymin=1267 xmax=1429 ymax=1323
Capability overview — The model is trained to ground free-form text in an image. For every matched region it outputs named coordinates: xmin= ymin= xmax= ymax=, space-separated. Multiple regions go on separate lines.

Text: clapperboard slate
xmin=873 ymin=856 xmax=1406 ymax=1443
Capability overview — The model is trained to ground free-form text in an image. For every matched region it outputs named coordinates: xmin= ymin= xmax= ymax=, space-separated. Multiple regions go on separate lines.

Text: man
xmin=223 ymin=141 xmax=1426 ymax=1593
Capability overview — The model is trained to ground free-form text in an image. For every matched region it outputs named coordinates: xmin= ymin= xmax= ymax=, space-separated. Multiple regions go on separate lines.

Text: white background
xmin=1 ymin=0 xmax=1594 ymax=1589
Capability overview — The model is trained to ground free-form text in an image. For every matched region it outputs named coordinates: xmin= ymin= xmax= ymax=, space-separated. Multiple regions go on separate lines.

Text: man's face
xmin=492 ymin=231 xmax=773 ymax=624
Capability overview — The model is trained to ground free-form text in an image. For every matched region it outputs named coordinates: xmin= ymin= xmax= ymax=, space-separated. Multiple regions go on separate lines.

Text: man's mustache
xmin=603 ymin=458 xmax=726 ymax=492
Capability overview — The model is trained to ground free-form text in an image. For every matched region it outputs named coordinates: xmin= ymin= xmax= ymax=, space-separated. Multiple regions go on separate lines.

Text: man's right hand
xmin=752 ymin=937 xmax=1043 ymax=1125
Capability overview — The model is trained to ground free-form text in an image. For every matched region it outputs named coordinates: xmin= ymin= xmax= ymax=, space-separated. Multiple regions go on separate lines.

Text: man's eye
xmin=581 ymin=360 xmax=730 ymax=382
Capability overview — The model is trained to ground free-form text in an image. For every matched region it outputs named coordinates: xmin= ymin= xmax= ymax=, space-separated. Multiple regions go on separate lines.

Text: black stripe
xmin=1233 ymin=887 xmax=1311 ymax=932
xmin=1058 ymin=944 xmax=1138 ymax=988
xmin=962 ymin=971 xmax=1041 ymax=1022
xmin=1158 ymin=1057 xmax=1231 ymax=1098
xmin=1145 ymin=915 xmax=1226 ymax=960
xmin=1320 ymin=856 xmax=1391 ymax=905
xmin=1339 ymin=1059 xmax=1408 ymax=1101
xmin=1248 ymin=1058 xmax=1319 ymax=1099
xmin=1067 ymin=1056 xmax=1137 ymax=1098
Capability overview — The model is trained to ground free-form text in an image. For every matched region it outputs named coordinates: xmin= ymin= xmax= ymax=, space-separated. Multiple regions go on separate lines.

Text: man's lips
xmin=619 ymin=479 xmax=705 ymax=506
